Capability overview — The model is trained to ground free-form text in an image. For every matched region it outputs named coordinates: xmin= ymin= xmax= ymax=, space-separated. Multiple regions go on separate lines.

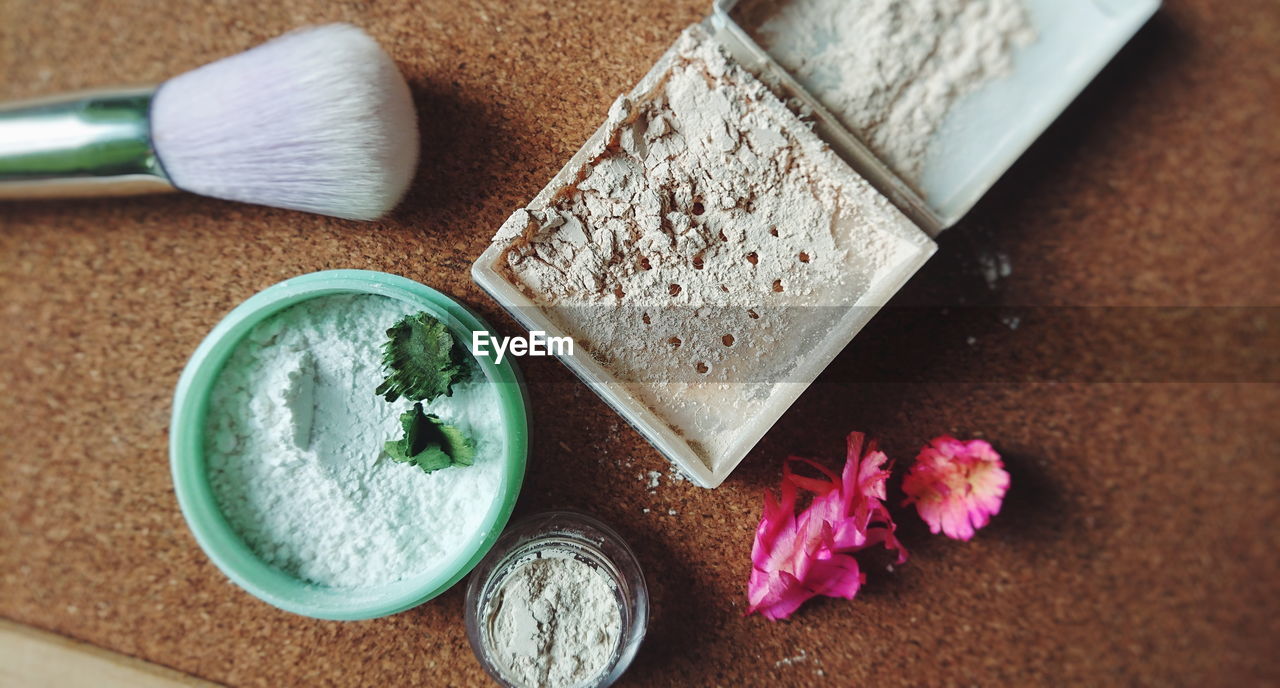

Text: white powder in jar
xmin=741 ymin=0 xmax=1036 ymax=186
xmin=485 ymin=551 xmax=622 ymax=688
xmin=488 ymin=25 xmax=928 ymax=472
xmin=204 ymin=294 xmax=504 ymax=589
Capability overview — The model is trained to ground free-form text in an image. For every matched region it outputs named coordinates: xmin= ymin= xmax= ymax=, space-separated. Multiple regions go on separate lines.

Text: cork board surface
xmin=1 ymin=0 xmax=1277 ymax=686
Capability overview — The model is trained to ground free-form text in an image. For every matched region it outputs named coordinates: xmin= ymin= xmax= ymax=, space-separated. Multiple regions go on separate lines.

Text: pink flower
xmin=903 ymin=436 xmax=1010 ymax=541
xmin=747 ymin=433 xmax=907 ymax=620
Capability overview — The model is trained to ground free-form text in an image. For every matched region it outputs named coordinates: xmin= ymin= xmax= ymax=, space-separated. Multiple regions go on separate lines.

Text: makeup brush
xmin=0 ymin=23 xmax=418 ymax=220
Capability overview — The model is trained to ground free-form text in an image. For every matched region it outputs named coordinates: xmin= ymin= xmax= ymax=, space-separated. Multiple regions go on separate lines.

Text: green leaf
xmin=438 ymin=423 xmax=476 ymax=466
xmin=409 ymin=445 xmax=453 ymax=473
xmin=375 ymin=312 xmax=470 ymax=403
xmin=383 ymin=402 xmax=476 ymax=474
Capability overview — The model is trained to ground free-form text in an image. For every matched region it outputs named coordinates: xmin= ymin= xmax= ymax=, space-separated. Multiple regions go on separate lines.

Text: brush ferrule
xmin=0 ymin=87 xmax=174 ymax=198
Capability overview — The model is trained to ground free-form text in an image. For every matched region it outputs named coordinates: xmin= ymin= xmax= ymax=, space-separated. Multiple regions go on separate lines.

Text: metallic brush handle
xmin=0 ymin=87 xmax=175 ymax=198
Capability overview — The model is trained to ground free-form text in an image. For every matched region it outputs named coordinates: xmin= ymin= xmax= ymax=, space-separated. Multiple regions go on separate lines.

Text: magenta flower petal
xmin=801 ymin=552 xmax=864 ymax=600
xmin=903 ymin=436 xmax=1010 ymax=541
xmin=747 ymin=569 xmax=811 ymax=621
xmin=746 ymin=432 xmax=907 ymax=620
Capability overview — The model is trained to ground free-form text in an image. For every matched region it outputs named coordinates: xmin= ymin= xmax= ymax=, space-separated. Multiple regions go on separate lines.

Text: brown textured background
xmin=1 ymin=0 xmax=1277 ymax=686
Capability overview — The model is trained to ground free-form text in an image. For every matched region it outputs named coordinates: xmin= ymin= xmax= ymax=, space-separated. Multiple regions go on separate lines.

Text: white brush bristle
xmin=151 ymin=24 xmax=418 ymax=220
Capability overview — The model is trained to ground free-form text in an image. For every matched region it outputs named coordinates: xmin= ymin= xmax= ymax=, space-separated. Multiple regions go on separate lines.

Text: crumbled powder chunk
xmin=775 ymin=649 xmax=810 ymax=668
xmin=978 ymin=248 xmax=1014 ymax=289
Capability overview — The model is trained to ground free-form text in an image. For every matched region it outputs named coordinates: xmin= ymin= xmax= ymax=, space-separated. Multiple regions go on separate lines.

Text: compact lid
xmin=710 ymin=0 xmax=1161 ymax=235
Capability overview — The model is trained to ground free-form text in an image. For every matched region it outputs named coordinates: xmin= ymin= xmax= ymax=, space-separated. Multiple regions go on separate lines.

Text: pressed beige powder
xmin=485 ymin=26 xmax=930 ymax=474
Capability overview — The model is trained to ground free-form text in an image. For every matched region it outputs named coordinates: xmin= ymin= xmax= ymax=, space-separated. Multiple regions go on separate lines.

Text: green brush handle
xmin=0 ymin=87 xmax=174 ymax=198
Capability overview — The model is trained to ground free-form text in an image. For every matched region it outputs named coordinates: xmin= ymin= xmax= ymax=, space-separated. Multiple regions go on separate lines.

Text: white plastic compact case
xmin=473 ymin=0 xmax=1160 ymax=487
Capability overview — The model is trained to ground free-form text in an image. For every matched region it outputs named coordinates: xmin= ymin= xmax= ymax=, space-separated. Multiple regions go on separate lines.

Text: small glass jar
xmin=464 ymin=511 xmax=649 ymax=688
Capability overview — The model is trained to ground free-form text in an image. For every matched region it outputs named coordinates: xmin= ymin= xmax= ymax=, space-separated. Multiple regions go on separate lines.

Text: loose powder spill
xmin=485 ymin=551 xmax=622 ymax=688
xmin=488 ymin=25 xmax=929 ymax=472
xmin=739 ymin=0 xmax=1036 ymax=185
xmin=205 ymin=294 xmax=504 ymax=588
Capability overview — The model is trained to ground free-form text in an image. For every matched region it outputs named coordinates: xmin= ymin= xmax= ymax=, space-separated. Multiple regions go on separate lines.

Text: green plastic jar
xmin=169 ymin=270 xmax=528 ymax=620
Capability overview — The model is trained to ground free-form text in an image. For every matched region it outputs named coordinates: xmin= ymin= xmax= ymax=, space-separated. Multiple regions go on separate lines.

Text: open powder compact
xmin=473 ymin=0 xmax=1160 ymax=487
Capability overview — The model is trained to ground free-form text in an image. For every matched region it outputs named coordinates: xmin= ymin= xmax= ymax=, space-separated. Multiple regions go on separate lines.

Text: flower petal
xmin=903 ymin=436 xmax=1010 ymax=541
xmin=747 ymin=432 xmax=908 ymax=619
xmin=747 ymin=569 xmax=812 ymax=621
xmin=803 ymin=552 xmax=864 ymax=600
